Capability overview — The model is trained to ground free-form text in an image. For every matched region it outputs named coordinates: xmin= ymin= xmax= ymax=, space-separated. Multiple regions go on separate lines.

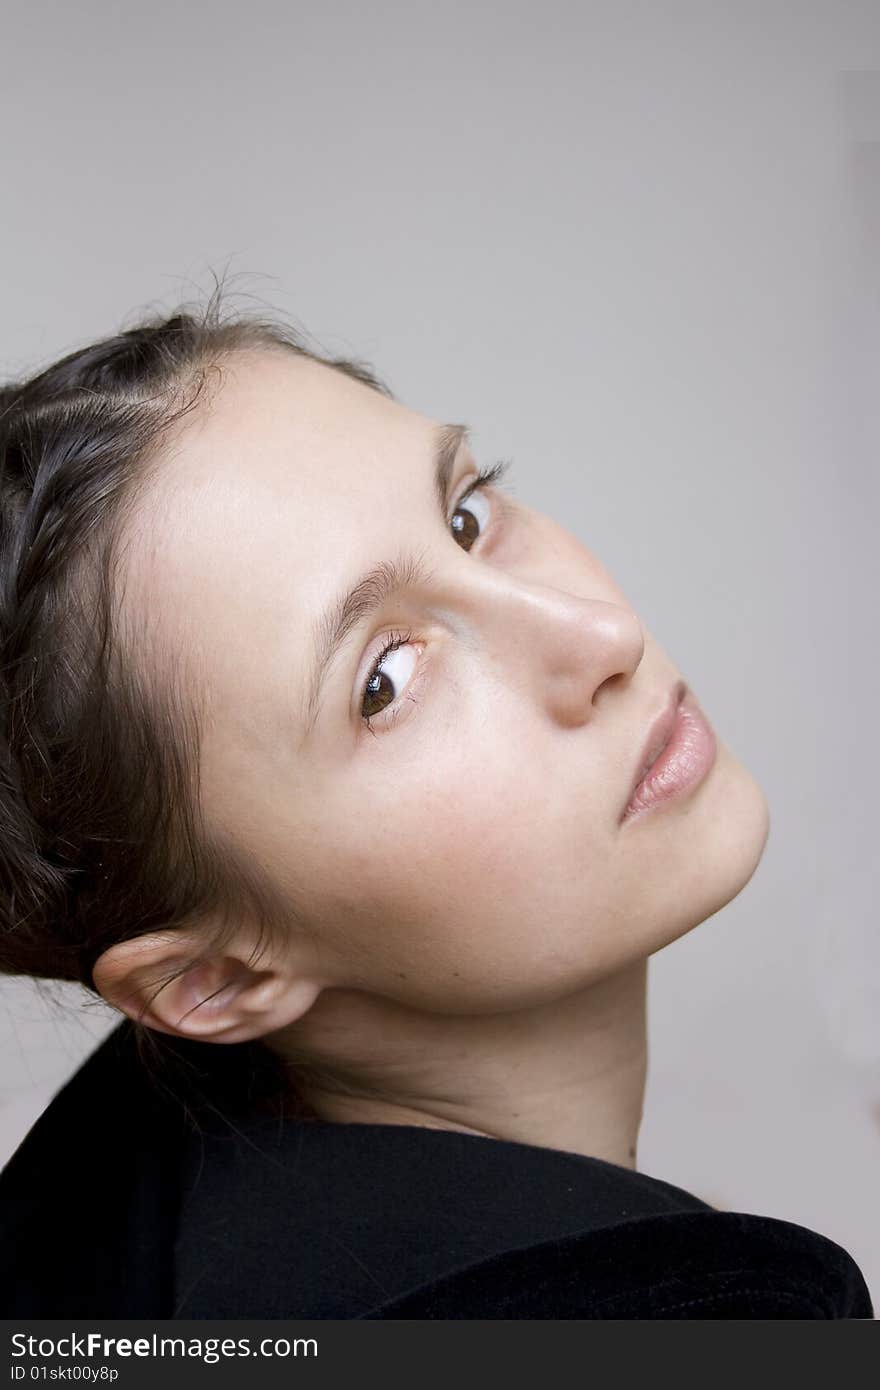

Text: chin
xmin=702 ymin=743 xmax=771 ymax=902
xmin=635 ymin=741 xmax=771 ymax=953
xmin=678 ymin=750 xmax=767 ymax=934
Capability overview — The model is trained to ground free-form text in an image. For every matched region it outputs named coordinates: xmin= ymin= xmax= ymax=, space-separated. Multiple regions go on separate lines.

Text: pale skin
xmin=93 ymin=345 xmax=770 ymax=1171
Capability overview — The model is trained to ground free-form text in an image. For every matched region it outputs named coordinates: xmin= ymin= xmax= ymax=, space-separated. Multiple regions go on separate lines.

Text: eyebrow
xmin=302 ymin=422 xmax=471 ymax=735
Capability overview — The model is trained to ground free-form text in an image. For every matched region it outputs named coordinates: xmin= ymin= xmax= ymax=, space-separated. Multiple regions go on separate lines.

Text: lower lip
xmin=621 ymin=693 xmax=717 ymax=825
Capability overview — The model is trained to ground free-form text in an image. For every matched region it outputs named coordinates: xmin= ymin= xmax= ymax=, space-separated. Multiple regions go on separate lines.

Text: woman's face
xmin=129 ymin=347 xmax=769 ymax=1015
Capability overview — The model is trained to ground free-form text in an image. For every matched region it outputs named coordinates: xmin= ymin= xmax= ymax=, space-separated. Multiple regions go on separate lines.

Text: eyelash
xmin=359 ymin=459 xmax=514 ymax=734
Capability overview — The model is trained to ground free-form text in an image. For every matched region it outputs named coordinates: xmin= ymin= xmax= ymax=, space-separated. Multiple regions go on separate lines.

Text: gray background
xmin=2 ymin=0 xmax=878 ymax=1305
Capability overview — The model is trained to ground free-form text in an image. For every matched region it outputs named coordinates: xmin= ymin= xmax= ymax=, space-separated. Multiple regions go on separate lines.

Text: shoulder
xmin=361 ymin=1209 xmax=875 ymax=1319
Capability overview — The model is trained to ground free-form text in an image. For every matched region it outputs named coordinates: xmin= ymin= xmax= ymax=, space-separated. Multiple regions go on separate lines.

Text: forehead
xmin=174 ymin=346 xmax=425 ymax=489
xmin=122 ymin=347 xmax=437 ymax=760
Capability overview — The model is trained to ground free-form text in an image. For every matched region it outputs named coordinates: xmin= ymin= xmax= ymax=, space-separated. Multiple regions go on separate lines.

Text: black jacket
xmin=0 ymin=1020 xmax=873 ymax=1319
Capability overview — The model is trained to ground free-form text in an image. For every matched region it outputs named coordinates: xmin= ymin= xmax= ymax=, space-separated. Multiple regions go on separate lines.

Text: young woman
xmin=0 ymin=297 xmax=872 ymax=1318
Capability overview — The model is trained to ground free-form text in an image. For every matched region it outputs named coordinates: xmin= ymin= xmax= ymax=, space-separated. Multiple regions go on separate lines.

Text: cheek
xmin=354 ymin=712 xmax=567 ymax=899
xmin=312 ymin=737 xmax=627 ymax=1010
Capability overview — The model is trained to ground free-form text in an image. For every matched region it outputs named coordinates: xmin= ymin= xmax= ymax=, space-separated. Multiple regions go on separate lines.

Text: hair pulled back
xmin=0 ymin=286 xmax=388 ymax=1104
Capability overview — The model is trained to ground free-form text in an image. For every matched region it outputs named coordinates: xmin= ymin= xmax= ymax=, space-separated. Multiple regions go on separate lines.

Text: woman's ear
xmin=91 ymin=927 xmax=323 ymax=1044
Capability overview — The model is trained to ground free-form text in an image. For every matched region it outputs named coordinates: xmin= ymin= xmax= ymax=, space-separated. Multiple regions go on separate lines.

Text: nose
xmin=489 ymin=578 xmax=646 ymax=728
xmin=537 ymin=588 xmax=645 ymax=726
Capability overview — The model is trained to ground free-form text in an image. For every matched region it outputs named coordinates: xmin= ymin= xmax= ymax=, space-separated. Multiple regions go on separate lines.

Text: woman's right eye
xmin=360 ymin=629 xmax=421 ymax=728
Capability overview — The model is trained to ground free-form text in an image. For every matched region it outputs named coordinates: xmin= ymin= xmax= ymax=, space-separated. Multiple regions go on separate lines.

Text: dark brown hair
xmin=0 ymin=285 xmax=390 ymax=1112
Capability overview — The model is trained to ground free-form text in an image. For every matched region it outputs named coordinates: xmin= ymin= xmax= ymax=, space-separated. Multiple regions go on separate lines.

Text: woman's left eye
xmin=358 ymin=460 xmax=513 ymax=732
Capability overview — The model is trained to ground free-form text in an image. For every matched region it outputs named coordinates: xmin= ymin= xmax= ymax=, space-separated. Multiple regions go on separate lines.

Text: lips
xmin=626 ymin=680 xmax=687 ymax=804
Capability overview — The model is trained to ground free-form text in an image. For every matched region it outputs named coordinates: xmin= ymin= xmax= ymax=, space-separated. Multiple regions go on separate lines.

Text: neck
xmin=267 ymin=958 xmax=649 ymax=1171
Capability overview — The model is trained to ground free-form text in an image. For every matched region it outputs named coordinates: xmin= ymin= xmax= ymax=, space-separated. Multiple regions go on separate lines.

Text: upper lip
xmin=624 ymin=680 xmax=687 ymax=809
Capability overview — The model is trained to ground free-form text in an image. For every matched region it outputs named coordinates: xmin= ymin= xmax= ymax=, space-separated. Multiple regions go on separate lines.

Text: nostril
xmin=593 ymin=671 xmax=629 ymax=706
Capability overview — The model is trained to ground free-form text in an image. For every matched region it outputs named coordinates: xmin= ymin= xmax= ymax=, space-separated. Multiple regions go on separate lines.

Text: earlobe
xmin=91 ymin=930 xmax=323 ymax=1044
